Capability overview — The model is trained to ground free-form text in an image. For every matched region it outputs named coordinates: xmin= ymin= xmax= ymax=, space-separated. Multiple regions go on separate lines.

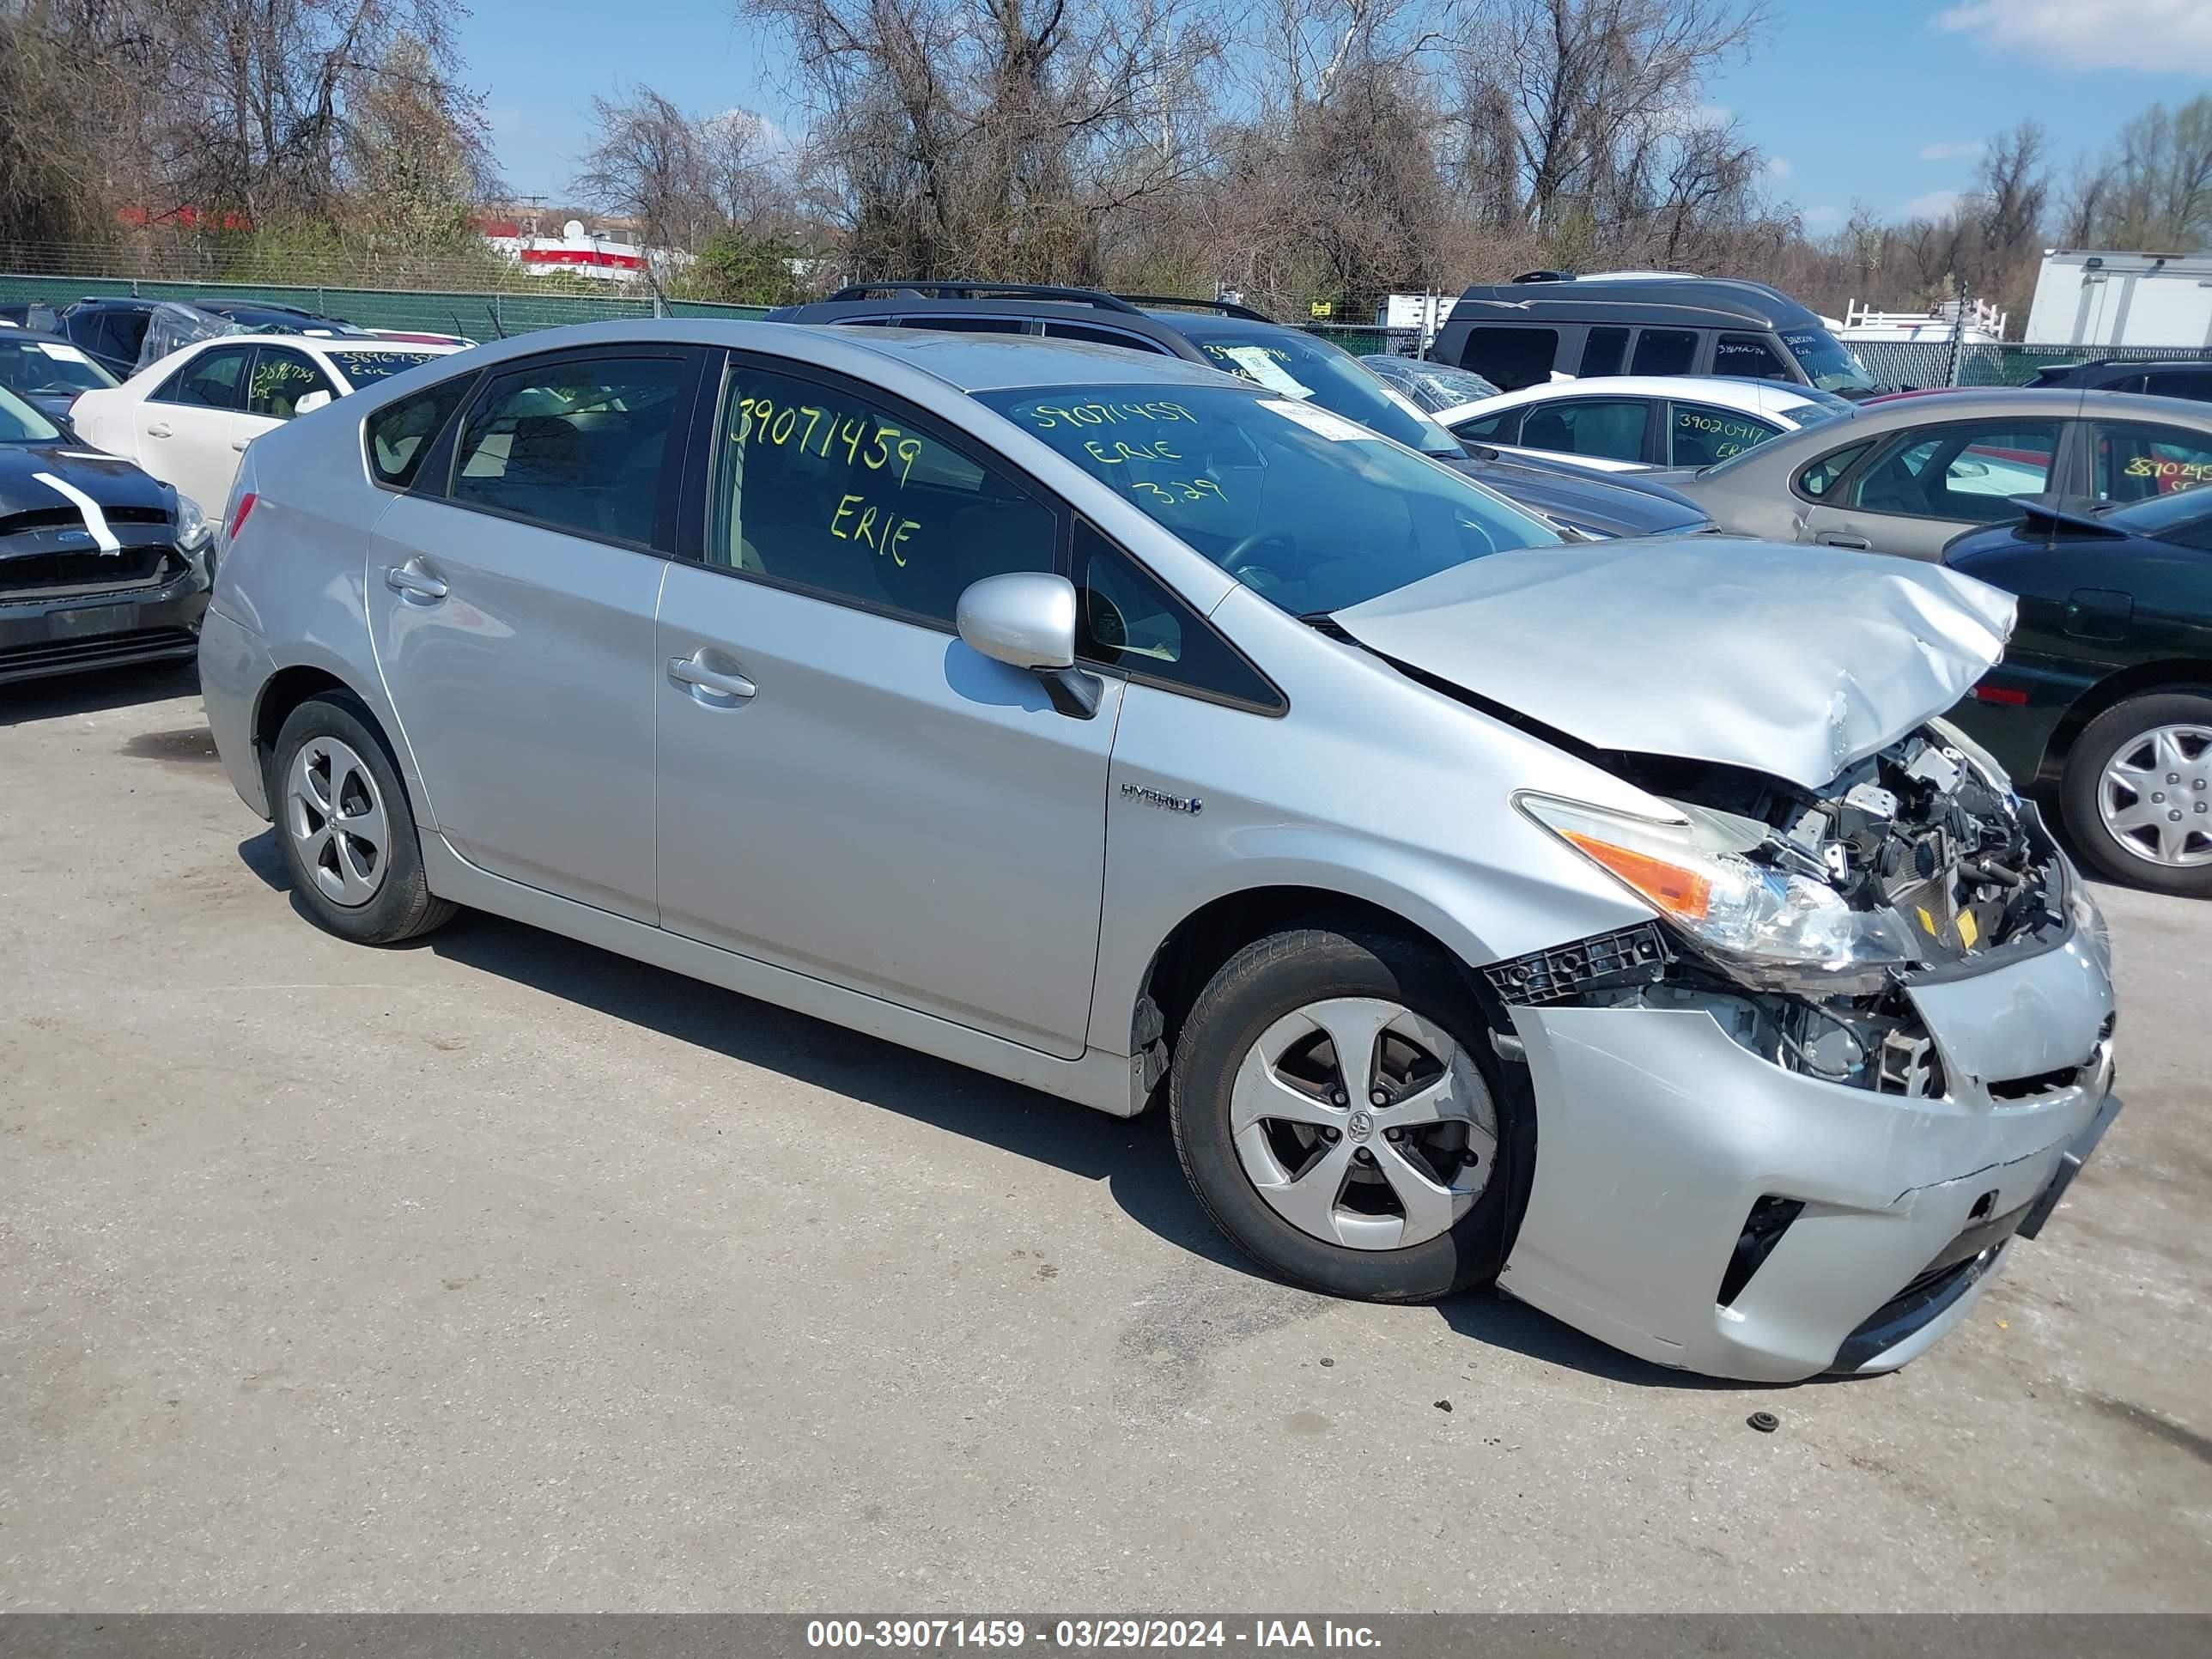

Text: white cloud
xmin=1765 ymin=155 xmax=1794 ymax=181
xmin=1900 ymin=188 xmax=1966 ymax=222
xmin=1917 ymin=140 xmax=1985 ymax=162
xmin=1802 ymin=205 xmax=1844 ymax=230
xmin=1936 ymin=0 xmax=2212 ymax=75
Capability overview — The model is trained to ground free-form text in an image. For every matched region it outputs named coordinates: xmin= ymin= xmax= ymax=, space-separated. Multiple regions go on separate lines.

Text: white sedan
xmin=1438 ymin=374 xmax=1854 ymax=473
xmin=71 ymin=334 xmax=461 ymax=519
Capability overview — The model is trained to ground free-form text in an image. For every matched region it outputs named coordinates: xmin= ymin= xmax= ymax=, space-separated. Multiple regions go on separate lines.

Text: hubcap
xmin=2098 ymin=722 xmax=2212 ymax=869
xmin=1230 ymin=997 xmax=1496 ymax=1251
xmin=284 ymin=737 xmax=391 ymax=908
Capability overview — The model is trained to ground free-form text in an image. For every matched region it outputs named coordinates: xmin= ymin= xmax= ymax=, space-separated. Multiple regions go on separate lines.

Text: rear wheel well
xmin=1133 ymin=888 xmax=1481 ymax=1103
xmin=252 ymin=665 xmax=351 ymax=776
xmin=2043 ymin=659 xmax=2212 ymax=782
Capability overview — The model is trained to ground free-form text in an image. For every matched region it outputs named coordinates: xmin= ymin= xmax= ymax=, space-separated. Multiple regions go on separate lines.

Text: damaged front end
xmin=1495 ymin=725 xmax=2088 ymax=1095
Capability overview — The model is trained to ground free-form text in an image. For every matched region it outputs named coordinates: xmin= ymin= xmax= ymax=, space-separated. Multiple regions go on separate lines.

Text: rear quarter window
xmin=366 ymin=376 xmax=475 ymax=490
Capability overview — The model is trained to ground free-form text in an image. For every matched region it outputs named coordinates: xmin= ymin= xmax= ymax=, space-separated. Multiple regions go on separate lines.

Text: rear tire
xmin=269 ymin=692 xmax=457 ymax=945
xmin=1170 ymin=923 xmax=1517 ymax=1302
xmin=2061 ymin=690 xmax=2212 ymax=898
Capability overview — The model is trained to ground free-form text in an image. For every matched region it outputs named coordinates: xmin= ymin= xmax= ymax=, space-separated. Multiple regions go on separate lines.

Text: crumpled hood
xmin=1334 ymin=539 xmax=2017 ymax=789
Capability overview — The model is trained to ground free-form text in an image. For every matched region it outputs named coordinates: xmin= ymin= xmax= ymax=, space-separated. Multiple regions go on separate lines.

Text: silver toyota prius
xmin=198 ymin=320 xmax=2122 ymax=1382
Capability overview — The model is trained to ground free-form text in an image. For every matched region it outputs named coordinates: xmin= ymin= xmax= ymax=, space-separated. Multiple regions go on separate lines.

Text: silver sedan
xmin=198 ymin=321 xmax=2119 ymax=1381
xmin=1660 ymin=385 xmax=2212 ymax=559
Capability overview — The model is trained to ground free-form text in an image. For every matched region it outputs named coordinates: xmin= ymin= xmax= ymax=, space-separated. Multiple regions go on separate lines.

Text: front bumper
xmin=1497 ymin=927 xmax=2117 ymax=1382
xmin=0 ymin=555 xmax=209 ymax=685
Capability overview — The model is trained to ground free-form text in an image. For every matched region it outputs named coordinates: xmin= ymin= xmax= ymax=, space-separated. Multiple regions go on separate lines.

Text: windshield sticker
xmin=1206 ymin=343 xmax=1314 ymax=399
xmin=33 ymin=341 xmax=92 ymax=364
xmin=1260 ymin=398 xmax=1378 ymax=442
xmin=1380 ymin=386 xmax=1430 ymax=420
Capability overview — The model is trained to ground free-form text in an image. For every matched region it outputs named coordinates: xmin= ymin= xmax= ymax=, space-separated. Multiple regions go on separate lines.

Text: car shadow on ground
xmin=0 ymin=660 xmax=198 ymax=726
xmin=234 ymin=825 xmax=1762 ymax=1389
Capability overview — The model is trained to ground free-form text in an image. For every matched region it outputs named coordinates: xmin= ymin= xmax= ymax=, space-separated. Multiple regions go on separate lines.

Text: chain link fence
xmin=1848 ymin=338 xmax=2212 ymax=390
xmin=0 ymin=270 xmax=770 ymax=342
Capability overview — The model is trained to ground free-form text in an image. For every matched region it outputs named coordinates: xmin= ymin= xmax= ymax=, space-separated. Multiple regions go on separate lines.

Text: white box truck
xmin=2024 ymin=249 xmax=2212 ymax=348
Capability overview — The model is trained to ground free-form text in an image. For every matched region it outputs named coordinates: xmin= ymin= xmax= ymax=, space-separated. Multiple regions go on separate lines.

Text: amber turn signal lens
xmin=1561 ymin=830 xmax=1713 ymax=921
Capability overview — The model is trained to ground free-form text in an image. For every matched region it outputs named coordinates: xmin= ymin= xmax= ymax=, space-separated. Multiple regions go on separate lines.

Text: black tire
xmin=267 ymin=691 xmax=457 ymax=945
xmin=1170 ymin=922 xmax=1521 ymax=1303
xmin=2060 ymin=690 xmax=2212 ymax=898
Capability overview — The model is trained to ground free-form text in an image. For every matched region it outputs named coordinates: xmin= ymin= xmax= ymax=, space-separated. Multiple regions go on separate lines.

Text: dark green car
xmin=1944 ymin=489 xmax=2212 ymax=896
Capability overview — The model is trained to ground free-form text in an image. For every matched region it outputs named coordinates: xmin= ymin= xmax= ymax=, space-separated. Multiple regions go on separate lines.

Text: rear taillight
xmin=228 ymin=490 xmax=258 ymax=544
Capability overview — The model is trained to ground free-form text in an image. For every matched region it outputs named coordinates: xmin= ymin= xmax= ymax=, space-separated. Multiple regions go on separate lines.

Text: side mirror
xmin=956 ymin=572 xmax=1100 ymax=719
xmin=294 ymin=389 xmax=333 ymax=416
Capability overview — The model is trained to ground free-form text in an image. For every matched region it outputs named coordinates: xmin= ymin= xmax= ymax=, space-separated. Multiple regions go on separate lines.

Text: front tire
xmin=2061 ymin=690 xmax=2212 ymax=897
xmin=1170 ymin=924 xmax=1517 ymax=1303
xmin=270 ymin=692 xmax=456 ymax=944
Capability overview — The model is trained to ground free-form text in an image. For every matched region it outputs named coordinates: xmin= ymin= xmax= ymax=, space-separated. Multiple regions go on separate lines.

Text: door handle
xmin=1814 ymin=532 xmax=1871 ymax=550
xmin=383 ymin=561 xmax=448 ymax=602
xmin=147 ymin=422 xmax=172 ymax=439
xmin=668 ymin=653 xmax=757 ymax=703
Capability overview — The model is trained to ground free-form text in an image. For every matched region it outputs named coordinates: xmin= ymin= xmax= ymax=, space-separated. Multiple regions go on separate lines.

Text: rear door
xmin=652 ymin=350 xmax=1120 ymax=1055
xmin=366 ymin=346 xmax=702 ymax=921
xmin=136 ymin=343 xmax=253 ymax=511
xmin=1799 ymin=417 xmax=2063 ymax=559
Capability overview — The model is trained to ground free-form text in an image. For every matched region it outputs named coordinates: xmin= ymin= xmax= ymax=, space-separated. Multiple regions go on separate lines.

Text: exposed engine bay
xmin=1619 ymin=725 xmax=2063 ymax=970
xmin=1486 ymin=726 xmax=2069 ymax=1098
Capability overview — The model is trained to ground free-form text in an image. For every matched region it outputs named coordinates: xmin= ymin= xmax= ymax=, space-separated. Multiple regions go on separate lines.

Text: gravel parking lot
xmin=3 ymin=665 xmax=2209 ymax=1613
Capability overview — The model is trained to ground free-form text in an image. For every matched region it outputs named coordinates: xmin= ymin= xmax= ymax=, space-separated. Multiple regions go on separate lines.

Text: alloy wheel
xmin=1230 ymin=997 xmax=1496 ymax=1251
xmin=284 ymin=736 xmax=391 ymax=907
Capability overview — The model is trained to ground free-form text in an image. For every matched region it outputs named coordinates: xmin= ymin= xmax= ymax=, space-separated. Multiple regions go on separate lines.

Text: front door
xmin=653 ymin=353 xmax=1120 ymax=1056
xmin=366 ymin=347 xmax=702 ymax=921
xmin=1799 ymin=417 xmax=2063 ymax=560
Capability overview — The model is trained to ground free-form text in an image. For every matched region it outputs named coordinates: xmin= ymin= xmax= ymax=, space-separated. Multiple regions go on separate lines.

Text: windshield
xmin=0 ymin=337 xmax=117 ymax=398
xmin=1171 ymin=323 xmax=1464 ymax=456
xmin=2105 ymin=482 xmax=2212 ymax=540
xmin=1781 ymin=325 xmax=1878 ymax=395
xmin=0 ymin=384 xmax=64 ymax=442
xmin=326 ymin=349 xmax=441 ymax=386
xmin=978 ymin=382 xmax=1561 ymax=614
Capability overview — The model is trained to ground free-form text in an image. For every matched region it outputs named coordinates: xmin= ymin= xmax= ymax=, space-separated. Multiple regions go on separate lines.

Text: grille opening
xmin=1968 ymin=1188 xmax=1996 ymax=1221
xmin=1717 ymin=1195 xmax=1804 ymax=1307
xmin=1988 ymin=1064 xmax=2082 ymax=1101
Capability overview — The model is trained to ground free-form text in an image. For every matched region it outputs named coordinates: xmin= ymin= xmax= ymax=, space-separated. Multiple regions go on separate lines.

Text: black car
xmin=769 ymin=283 xmax=1712 ymax=539
xmin=0 ymin=384 xmax=212 ymax=685
xmin=1429 ymin=270 xmax=1881 ymax=398
xmin=52 ymin=297 xmax=167 ymax=379
xmin=0 ymin=328 xmax=122 ymax=428
xmin=1943 ymin=490 xmax=2212 ymax=896
xmin=2027 ymin=358 xmax=2212 ymax=403
xmin=0 ymin=302 xmax=64 ymax=333
xmin=192 ymin=299 xmax=367 ymax=337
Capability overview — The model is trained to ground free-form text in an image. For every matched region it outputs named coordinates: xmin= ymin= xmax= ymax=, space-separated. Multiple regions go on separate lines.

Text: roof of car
xmin=821 ymin=324 xmax=1234 ymax=392
xmin=1452 ymin=374 xmax=1828 ymax=412
xmin=1447 ymin=276 xmax=1822 ymax=330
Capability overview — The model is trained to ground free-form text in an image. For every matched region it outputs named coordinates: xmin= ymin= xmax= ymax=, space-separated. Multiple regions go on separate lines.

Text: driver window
xmin=246 ymin=348 xmax=335 ymax=419
xmin=1848 ymin=422 xmax=2058 ymax=521
xmin=707 ymin=358 xmax=1055 ymax=626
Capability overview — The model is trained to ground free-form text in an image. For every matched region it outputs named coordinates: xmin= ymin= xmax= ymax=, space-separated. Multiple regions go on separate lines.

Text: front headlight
xmin=1520 ymin=793 xmax=1923 ymax=993
xmin=173 ymin=491 xmax=212 ymax=553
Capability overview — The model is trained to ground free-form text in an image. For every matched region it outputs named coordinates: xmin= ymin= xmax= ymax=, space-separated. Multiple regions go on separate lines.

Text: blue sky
xmin=459 ymin=0 xmax=2212 ymax=225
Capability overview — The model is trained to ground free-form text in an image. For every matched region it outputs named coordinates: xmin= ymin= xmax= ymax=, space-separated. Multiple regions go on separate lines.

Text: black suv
xmin=1430 ymin=270 xmax=1881 ymax=399
xmin=768 ymin=283 xmax=1711 ymax=538
xmin=2027 ymin=358 xmax=2212 ymax=403
xmin=52 ymin=297 xmax=167 ymax=379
